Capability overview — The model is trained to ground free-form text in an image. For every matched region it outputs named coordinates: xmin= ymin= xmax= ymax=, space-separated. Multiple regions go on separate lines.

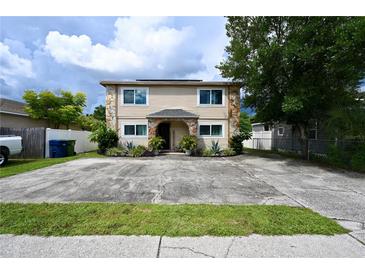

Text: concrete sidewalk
xmin=1 ymin=234 xmax=364 ymax=258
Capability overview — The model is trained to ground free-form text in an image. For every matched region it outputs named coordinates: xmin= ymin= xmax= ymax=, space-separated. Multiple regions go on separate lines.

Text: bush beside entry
xmin=148 ymin=136 xmax=165 ymax=155
xmin=179 ymin=135 xmax=198 ymax=156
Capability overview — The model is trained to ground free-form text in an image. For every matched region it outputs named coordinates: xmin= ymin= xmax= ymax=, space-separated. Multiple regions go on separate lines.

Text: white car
xmin=0 ymin=135 xmax=23 ymax=167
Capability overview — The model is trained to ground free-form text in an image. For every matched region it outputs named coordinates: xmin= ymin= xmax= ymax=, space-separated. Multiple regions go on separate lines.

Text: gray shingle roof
xmin=147 ymin=109 xmax=199 ymax=118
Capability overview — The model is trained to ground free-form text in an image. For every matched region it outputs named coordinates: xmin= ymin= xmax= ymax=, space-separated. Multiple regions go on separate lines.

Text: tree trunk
xmin=296 ymin=123 xmax=309 ymax=160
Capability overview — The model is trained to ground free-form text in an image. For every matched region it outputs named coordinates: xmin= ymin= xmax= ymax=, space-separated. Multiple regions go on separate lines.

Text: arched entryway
xmin=156 ymin=120 xmax=189 ymax=151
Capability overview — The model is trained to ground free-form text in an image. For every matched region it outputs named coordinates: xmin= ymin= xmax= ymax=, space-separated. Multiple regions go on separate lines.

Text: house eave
xmin=0 ymin=110 xmax=29 ymax=117
xmin=100 ymin=80 xmax=241 ymax=88
xmin=146 ymin=115 xmax=199 ymax=119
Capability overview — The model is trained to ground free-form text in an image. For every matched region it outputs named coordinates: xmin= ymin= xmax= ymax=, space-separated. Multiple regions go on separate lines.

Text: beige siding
xmin=108 ymin=84 xmax=239 ymax=149
xmin=197 ymin=119 xmax=229 ymax=148
xmin=118 ymin=119 xmax=149 ymax=147
xmin=170 ymin=120 xmax=189 ymax=150
xmin=117 ymin=86 xmax=228 ymax=119
xmin=0 ymin=113 xmax=81 ymax=130
xmin=0 ymin=113 xmax=48 ymax=128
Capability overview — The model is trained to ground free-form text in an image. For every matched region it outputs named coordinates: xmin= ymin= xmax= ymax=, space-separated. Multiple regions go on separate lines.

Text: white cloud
xmin=44 ymin=17 xmax=199 ymax=76
xmin=0 ymin=42 xmax=34 ymax=87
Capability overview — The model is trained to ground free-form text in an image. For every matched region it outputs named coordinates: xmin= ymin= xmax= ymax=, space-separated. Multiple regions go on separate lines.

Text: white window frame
xmin=278 ymin=127 xmax=285 ymax=136
xmin=120 ymin=87 xmax=149 ymax=106
xmin=198 ymin=122 xmax=224 ymax=138
xmin=120 ymin=122 xmax=148 ymax=138
xmin=197 ymin=88 xmax=225 ymax=107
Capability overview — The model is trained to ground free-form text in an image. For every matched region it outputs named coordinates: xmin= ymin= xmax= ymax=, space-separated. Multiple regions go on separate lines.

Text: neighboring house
xmin=0 ymin=98 xmax=49 ymax=128
xmin=243 ymin=121 xmax=329 ymax=154
xmin=0 ymin=98 xmax=81 ymax=130
xmin=101 ymin=79 xmax=241 ymax=150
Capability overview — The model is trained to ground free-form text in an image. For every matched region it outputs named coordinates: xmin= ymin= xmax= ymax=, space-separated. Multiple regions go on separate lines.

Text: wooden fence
xmin=0 ymin=127 xmax=46 ymax=158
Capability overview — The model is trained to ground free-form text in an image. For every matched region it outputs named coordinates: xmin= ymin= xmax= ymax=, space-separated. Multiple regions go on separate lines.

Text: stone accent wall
xmin=105 ymin=85 xmax=117 ymax=130
xmin=148 ymin=118 xmax=198 ymax=140
xmin=228 ymin=87 xmax=240 ymax=137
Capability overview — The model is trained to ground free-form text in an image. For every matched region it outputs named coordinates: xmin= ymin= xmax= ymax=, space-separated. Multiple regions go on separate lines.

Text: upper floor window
xmin=122 ymin=88 xmax=148 ymax=105
xmin=198 ymin=89 xmax=223 ymax=106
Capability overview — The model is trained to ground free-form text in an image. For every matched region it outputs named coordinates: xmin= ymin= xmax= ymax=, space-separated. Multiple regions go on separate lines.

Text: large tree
xmin=218 ymin=17 xmax=365 ymax=156
xmin=23 ymin=90 xmax=86 ymax=129
xmin=92 ymin=105 xmax=106 ymax=121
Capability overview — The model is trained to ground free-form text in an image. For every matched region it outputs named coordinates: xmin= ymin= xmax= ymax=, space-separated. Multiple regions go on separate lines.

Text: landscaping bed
xmin=0 ymin=203 xmax=347 ymax=237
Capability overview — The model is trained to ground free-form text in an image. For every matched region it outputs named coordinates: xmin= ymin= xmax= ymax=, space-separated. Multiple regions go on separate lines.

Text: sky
xmin=0 ymin=16 xmax=229 ymax=113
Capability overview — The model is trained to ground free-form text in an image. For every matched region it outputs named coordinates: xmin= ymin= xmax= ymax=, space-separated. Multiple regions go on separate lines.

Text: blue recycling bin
xmin=49 ymin=140 xmax=68 ymax=158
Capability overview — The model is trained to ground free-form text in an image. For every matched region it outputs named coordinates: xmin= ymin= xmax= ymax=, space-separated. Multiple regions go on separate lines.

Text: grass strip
xmin=0 ymin=152 xmax=104 ymax=178
xmin=0 ymin=203 xmax=347 ymax=237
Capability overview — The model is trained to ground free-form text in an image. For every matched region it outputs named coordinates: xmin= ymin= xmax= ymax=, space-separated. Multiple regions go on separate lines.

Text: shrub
xmin=229 ymin=133 xmax=245 ymax=154
xmin=124 ymin=141 xmax=135 ymax=150
xmin=202 ymin=149 xmax=213 ymax=157
xmin=327 ymin=144 xmax=347 ymax=166
xmin=179 ymin=135 xmax=197 ymax=151
xmin=351 ymin=145 xmax=365 ymax=172
xmin=148 ymin=136 xmax=165 ymax=151
xmin=105 ymin=147 xmax=126 ymax=157
xmin=222 ymin=148 xmax=236 ymax=156
xmin=129 ymin=145 xmax=146 ymax=157
xmin=211 ymin=140 xmax=222 ymax=156
xmin=89 ymin=122 xmax=118 ymax=154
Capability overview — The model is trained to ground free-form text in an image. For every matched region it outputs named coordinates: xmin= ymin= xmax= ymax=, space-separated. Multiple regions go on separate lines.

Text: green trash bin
xmin=65 ymin=140 xmax=76 ymax=156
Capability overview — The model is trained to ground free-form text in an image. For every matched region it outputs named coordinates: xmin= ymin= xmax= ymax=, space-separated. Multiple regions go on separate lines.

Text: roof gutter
xmin=0 ymin=110 xmax=29 ymax=117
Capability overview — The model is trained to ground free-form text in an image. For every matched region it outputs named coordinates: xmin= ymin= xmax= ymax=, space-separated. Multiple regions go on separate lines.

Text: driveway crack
xmin=348 ymin=233 xmax=365 ymax=246
xmin=156 ymin=236 xmax=162 ymax=258
xmin=161 ymin=246 xmax=215 ymax=258
xmin=227 ymin=161 xmax=307 ymax=208
xmin=224 ymin=237 xmax=236 ymax=258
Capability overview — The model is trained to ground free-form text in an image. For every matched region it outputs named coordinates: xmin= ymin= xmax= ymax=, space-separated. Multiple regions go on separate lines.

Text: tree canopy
xmin=239 ymin=112 xmax=252 ymax=135
xmin=218 ymin=17 xmax=365 ymax=140
xmin=23 ymin=90 xmax=86 ymax=129
xmin=93 ymin=105 xmax=106 ymax=121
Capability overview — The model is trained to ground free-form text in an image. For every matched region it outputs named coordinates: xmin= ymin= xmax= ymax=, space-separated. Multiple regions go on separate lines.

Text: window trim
xmin=277 ymin=127 xmax=285 ymax=136
xmin=120 ymin=87 xmax=149 ymax=106
xmin=196 ymin=88 xmax=225 ymax=107
xmin=121 ymin=122 xmax=148 ymax=138
xmin=198 ymin=123 xmax=224 ymax=138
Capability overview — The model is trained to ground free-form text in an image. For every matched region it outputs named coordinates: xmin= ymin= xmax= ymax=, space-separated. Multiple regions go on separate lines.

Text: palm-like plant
xmin=124 ymin=141 xmax=135 ymax=150
xmin=210 ymin=140 xmax=222 ymax=156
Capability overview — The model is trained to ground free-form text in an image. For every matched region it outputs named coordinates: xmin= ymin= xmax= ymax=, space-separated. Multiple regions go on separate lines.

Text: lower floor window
xmin=199 ymin=124 xmax=223 ymax=137
xmin=123 ymin=124 xmax=147 ymax=136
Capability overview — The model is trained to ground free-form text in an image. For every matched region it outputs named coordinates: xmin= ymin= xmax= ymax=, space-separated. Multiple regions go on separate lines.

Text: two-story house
xmin=101 ymin=79 xmax=241 ymax=150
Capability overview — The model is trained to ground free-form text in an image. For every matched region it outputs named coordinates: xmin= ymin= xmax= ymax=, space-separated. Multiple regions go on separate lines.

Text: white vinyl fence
xmin=45 ymin=128 xmax=97 ymax=158
xmin=243 ymin=131 xmax=273 ymax=150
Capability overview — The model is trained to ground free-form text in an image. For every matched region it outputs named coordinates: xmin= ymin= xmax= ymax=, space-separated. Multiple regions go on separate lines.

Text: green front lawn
xmin=0 ymin=152 xmax=104 ymax=178
xmin=0 ymin=203 xmax=347 ymax=237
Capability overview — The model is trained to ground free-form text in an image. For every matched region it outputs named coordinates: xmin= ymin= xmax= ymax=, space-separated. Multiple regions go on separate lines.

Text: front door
xmin=157 ymin=123 xmax=170 ymax=150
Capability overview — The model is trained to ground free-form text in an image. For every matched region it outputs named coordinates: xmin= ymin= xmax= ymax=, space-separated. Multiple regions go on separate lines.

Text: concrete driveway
xmin=1 ymin=155 xmax=365 ymax=232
